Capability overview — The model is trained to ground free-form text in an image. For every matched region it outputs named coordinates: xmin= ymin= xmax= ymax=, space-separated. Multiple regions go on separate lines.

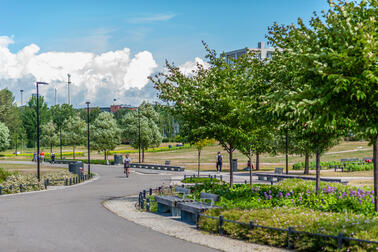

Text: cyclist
xmin=123 ymin=154 xmax=131 ymax=178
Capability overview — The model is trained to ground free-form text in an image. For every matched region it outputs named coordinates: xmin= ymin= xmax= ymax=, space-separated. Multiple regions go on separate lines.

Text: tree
xmin=91 ymin=112 xmax=121 ymax=163
xmin=41 ymin=121 xmax=59 ymax=153
xmin=267 ymin=0 xmax=375 ymax=193
xmin=193 ymin=138 xmax=215 ymax=177
xmin=63 ymin=115 xmax=86 ymax=159
xmin=21 ymin=96 xmax=50 ymax=148
xmin=0 ymin=122 xmax=10 ymax=151
xmin=79 ymin=107 xmax=101 ymax=123
xmin=50 ymin=104 xmax=75 ymax=158
xmin=123 ymin=103 xmax=162 ymax=162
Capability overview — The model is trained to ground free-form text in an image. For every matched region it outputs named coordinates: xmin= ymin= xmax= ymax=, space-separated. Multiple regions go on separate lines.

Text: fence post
xmin=184 ymin=174 xmax=186 ymax=180
xmin=219 ymin=215 xmax=224 ymax=235
xmin=169 ymin=185 xmax=172 ymax=192
xmin=0 ymin=186 xmax=2 ymax=195
xmin=141 ymin=198 xmax=144 ymax=209
xmin=220 ymin=175 xmax=222 ymax=181
xmin=9 ymin=185 xmax=13 ymax=192
xmin=245 ymin=180 xmax=247 ymax=184
xmin=211 ymin=176 xmax=213 ymax=182
xmin=65 ymin=178 xmax=68 ymax=186
xmin=337 ymin=232 xmax=344 ymax=249
xmin=146 ymin=198 xmax=150 ymax=212
xmin=138 ymin=192 xmax=142 ymax=207
xmin=288 ymin=226 xmax=294 ymax=249
xmin=44 ymin=180 xmax=47 ymax=189
xmin=143 ymin=190 xmax=146 ymax=198
xmin=190 ymin=176 xmax=193 ymax=183
xmin=249 ymin=220 xmax=254 ymax=230
xmin=19 ymin=184 xmax=23 ymax=192
xmin=69 ymin=178 xmax=72 ymax=185
xmin=47 ymin=178 xmax=49 ymax=186
xmin=149 ymin=188 xmax=152 ymax=196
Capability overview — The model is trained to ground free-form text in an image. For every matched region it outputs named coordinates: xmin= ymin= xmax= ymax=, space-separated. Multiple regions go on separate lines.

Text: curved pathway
xmin=0 ymin=164 xmax=217 ymax=252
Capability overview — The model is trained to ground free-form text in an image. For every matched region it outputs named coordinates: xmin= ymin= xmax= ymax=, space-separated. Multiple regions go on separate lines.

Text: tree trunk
xmin=73 ymin=145 xmax=76 ymax=160
xmin=304 ymin=153 xmax=310 ymax=175
xmin=50 ymin=143 xmax=52 ymax=154
xmin=255 ymin=152 xmax=260 ymax=171
xmin=285 ymin=132 xmax=289 ymax=174
xmin=104 ymin=151 xmax=106 ymax=160
xmin=374 ymin=134 xmax=378 ymax=212
xmin=142 ymin=148 xmax=145 ymax=163
xmin=228 ymin=149 xmax=233 ymax=188
xmin=249 ymin=147 xmax=253 ymax=189
xmin=15 ymin=138 xmax=18 ymax=156
xmin=197 ymin=149 xmax=201 ymax=177
xmin=105 ymin=150 xmax=109 ymax=164
xmin=315 ymin=146 xmax=320 ymax=193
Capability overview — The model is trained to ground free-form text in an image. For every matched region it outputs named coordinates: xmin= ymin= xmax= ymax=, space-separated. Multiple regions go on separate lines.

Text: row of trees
xmin=0 ymin=89 xmax=165 ymax=163
xmin=151 ymin=0 xmax=377 ymax=209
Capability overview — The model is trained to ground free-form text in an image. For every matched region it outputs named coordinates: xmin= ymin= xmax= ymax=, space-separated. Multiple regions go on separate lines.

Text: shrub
xmin=292 ymin=160 xmax=373 ymax=172
xmin=0 ymin=167 xmax=16 ymax=182
xmin=181 ymin=177 xmax=221 ymax=183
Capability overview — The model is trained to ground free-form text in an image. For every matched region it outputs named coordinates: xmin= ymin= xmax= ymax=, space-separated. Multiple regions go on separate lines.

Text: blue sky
xmin=0 ymin=0 xmax=330 ymax=107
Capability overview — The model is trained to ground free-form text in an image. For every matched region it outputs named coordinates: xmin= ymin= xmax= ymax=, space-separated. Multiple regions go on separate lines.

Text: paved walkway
xmin=0 ymin=164 xmax=217 ymax=252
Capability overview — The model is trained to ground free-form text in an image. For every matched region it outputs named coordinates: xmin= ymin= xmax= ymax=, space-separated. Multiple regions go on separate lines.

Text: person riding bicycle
xmin=123 ymin=154 xmax=131 ymax=178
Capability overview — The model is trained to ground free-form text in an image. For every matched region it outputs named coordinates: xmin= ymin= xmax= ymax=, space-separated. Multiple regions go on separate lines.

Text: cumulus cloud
xmin=0 ymin=36 xmax=158 ymax=107
xmin=178 ymin=57 xmax=210 ymax=76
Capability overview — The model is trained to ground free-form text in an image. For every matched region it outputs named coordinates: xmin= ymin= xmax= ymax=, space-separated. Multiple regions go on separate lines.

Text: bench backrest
xmin=175 ymin=186 xmax=190 ymax=195
xmin=274 ymin=167 xmax=284 ymax=174
xmin=340 ymin=158 xmax=359 ymax=162
xmin=200 ymin=192 xmax=219 ymax=206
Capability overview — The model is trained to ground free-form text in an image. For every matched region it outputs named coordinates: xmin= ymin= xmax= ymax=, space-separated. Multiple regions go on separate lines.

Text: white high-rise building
xmin=225 ymin=42 xmax=275 ymax=63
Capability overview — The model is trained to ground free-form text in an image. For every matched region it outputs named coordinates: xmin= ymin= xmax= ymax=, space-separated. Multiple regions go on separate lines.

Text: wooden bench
xmin=155 ymin=186 xmax=191 ymax=216
xmin=253 ymin=173 xmax=349 ymax=185
xmin=177 ymin=192 xmax=220 ymax=224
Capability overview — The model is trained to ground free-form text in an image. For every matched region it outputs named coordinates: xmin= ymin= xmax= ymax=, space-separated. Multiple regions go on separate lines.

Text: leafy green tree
xmin=41 ymin=121 xmax=59 ymax=153
xmin=123 ymin=104 xmax=162 ymax=162
xmin=79 ymin=107 xmax=101 ymax=123
xmin=21 ymin=96 xmax=50 ymax=148
xmin=0 ymin=122 xmax=10 ymax=151
xmin=267 ymin=0 xmax=374 ymax=193
xmin=91 ymin=112 xmax=121 ymax=163
xmin=50 ymin=104 xmax=75 ymax=158
xmin=63 ymin=115 xmax=86 ymax=159
xmin=193 ymin=138 xmax=215 ymax=176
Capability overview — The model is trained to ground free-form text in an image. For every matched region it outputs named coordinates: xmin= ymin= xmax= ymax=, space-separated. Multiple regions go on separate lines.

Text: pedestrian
xmin=216 ymin=152 xmax=223 ymax=173
xmin=40 ymin=152 xmax=45 ymax=164
xmin=51 ymin=152 xmax=55 ymax=164
xmin=123 ymin=154 xmax=131 ymax=178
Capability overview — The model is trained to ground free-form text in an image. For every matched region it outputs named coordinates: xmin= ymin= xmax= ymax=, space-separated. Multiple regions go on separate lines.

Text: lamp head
xmin=86 ymin=101 xmax=90 ymax=105
xmin=36 ymin=82 xmax=48 ymax=85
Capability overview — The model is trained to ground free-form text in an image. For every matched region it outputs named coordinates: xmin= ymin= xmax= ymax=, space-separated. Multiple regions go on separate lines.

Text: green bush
xmin=199 ymin=207 xmax=377 ymax=251
xmin=292 ymin=160 xmax=373 ymax=172
xmin=0 ymin=167 xmax=16 ymax=182
xmin=181 ymin=177 xmax=221 ymax=183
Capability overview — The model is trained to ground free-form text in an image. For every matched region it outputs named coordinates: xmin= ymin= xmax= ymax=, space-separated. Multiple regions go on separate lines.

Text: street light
xmin=20 ymin=89 xmax=24 ymax=154
xmin=86 ymin=102 xmax=91 ymax=176
xmin=36 ymin=81 xmax=48 ymax=182
xmin=138 ymin=106 xmax=141 ymax=163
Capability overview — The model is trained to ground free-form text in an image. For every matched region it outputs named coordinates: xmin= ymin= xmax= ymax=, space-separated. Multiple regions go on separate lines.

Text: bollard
xmin=220 ymin=175 xmax=222 ymax=181
xmin=139 ymin=192 xmax=143 ymax=207
xmin=190 ymin=176 xmax=193 ymax=183
xmin=288 ymin=226 xmax=294 ymax=249
xmin=337 ymin=232 xmax=344 ymax=249
xmin=211 ymin=176 xmax=213 ymax=182
xmin=9 ymin=185 xmax=13 ymax=192
xmin=47 ymin=179 xmax=50 ymax=186
xmin=143 ymin=190 xmax=146 ymax=199
xmin=141 ymin=199 xmax=145 ymax=209
xmin=184 ymin=174 xmax=186 ymax=180
xmin=146 ymin=198 xmax=150 ymax=212
xmin=76 ymin=177 xmax=78 ymax=184
xmin=149 ymin=188 xmax=152 ymax=196
xmin=65 ymin=178 xmax=68 ymax=186
xmin=69 ymin=178 xmax=72 ymax=185
xmin=158 ymin=187 xmax=162 ymax=193
xmin=249 ymin=220 xmax=254 ymax=230
xmin=19 ymin=184 xmax=23 ymax=192
xmin=219 ymin=215 xmax=224 ymax=235
xmin=0 ymin=186 xmax=2 ymax=195
xmin=44 ymin=180 xmax=47 ymax=189
xmin=214 ymin=175 xmax=216 ymax=179
xmin=270 ymin=180 xmax=274 ymax=185
xmin=208 ymin=174 xmax=210 ymax=178
xmin=245 ymin=180 xmax=247 ymax=184
xmin=169 ymin=185 xmax=172 ymax=192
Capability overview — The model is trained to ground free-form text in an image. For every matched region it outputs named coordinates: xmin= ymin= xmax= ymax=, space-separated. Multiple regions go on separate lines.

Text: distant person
xmin=216 ymin=152 xmax=223 ymax=173
xmin=40 ymin=152 xmax=45 ymax=164
xmin=123 ymin=154 xmax=131 ymax=178
xmin=51 ymin=152 xmax=55 ymax=164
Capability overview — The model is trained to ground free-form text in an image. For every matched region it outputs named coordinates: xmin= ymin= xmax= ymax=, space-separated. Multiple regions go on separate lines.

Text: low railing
xmin=130 ymin=163 xmax=185 ymax=171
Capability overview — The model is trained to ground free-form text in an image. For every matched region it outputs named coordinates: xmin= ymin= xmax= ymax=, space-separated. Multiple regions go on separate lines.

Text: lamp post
xmin=138 ymin=106 xmax=141 ymax=163
xmin=36 ymin=81 xmax=48 ymax=181
xmin=20 ymin=90 xmax=24 ymax=154
xmin=86 ymin=102 xmax=91 ymax=175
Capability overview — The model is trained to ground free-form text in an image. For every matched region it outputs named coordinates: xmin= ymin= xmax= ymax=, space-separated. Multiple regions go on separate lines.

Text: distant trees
xmin=63 ymin=115 xmax=86 ymax=159
xmin=41 ymin=121 xmax=59 ymax=153
xmin=91 ymin=112 xmax=121 ymax=163
xmin=123 ymin=102 xmax=162 ymax=162
xmin=0 ymin=122 xmax=10 ymax=151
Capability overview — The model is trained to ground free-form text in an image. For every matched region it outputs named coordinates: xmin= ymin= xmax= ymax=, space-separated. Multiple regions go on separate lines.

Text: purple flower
xmin=285 ymin=193 xmax=290 ymax=199
xmin=268 ymin=195 xmax=272 ymax=200
xmin=269 ymin=190 xmax=272 ymax=195
xmin=257 ymin=198 xmax=261 ymax=202
xmin=279 ymin=192 xmax=283 ymax=198
xmin=299 ymin=197 xmax=302 ymax=201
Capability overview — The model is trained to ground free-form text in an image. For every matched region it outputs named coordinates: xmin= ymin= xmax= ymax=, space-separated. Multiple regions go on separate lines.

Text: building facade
xmin=225 ymin=42 xmax=275 ymax=63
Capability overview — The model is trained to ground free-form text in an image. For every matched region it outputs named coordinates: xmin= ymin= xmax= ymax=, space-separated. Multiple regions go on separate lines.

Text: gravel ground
xmin=103 ymin=197 xmax=286 ymax=252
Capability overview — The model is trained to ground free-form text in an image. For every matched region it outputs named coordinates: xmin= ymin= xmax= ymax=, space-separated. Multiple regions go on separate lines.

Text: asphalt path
xmin=0 ymin=164 xmax=218 ymax=252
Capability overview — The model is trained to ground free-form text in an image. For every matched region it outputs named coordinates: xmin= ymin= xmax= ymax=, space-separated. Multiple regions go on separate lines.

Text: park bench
xmin=254 ymin=173 xmax=349 ymax=185
xmin=155 ymin=186 xmax=191 ymax=216
xmin=274 ymin=167 xmax=284 ymax=174
xmin=130 ymin=163 xmax=185 ymax=172
xmin=177 ymin=192 xmax=220 ymax=224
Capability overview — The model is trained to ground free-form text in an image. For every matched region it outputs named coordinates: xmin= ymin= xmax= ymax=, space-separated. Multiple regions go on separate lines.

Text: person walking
xmin=123 ymin=154 xmax=131 ymax=178
xmin=51 ymin=152 xmax=55 ymax=164
xmin=216 ymin=152 xmax=223 ymax=173
xmin=40 ymin=152 xmax=45 ymax=164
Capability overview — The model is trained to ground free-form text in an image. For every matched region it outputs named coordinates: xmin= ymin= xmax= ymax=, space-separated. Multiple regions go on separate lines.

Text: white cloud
xmin=178 ymin=57 xmax=210 ymax=76
xmin=0 ymin=36 xmax=158 ymax=107
xmin=128 ymin=14 xmax=176 ymax=24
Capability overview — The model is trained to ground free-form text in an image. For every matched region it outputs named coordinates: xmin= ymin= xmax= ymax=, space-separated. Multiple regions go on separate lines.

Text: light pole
xmin=20 ymin=89 xmax=24 ymax=154
xmin=138 ymin=106 xmax=141 ymax=163
xmin=86 ymin=102 xmax=91 ymax=175
xmin=36 ymin=81 xmax=48 ymax=181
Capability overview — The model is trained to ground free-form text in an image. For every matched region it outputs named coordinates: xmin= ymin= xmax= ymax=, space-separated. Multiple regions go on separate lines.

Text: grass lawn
xmin=0 ymin=163 xmax=66 ymax=176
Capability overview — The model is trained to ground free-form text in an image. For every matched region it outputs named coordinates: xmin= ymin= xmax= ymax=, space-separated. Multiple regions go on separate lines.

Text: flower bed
xmin=181 ymin=177 xmax=221 ymax=184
